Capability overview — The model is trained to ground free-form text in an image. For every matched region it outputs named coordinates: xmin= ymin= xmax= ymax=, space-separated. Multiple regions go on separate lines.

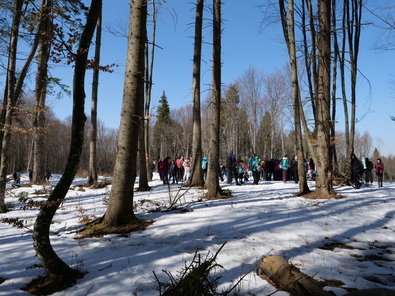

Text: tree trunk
xmin=206 ymin=0 xmax=221 ymax=198
xmin=257 ymin=255 xmax=332 ymax=296
xmin=189 ymin=0 xmax=204 ymax=187
xmin=315 ymin=0 xmax=334 ymax=196
xmin=330 ymin=0 xmax=339 ymax=172
xmin=137 ymin=117 xmax=150 ymax=191
xmin=88 ymin=6 xmax=102 ymax=185
xmin=32 ymin=0 xmax=101 ymax=280
xmin=33 ymin=0 xmax=52 ymax=185
xmin=103 ymin=0 xmax=146 ymax=226
xmin=0 ymin=0 xmax=38 ymax=212
xmin=279 ymin=0 xmax=310 ymax=195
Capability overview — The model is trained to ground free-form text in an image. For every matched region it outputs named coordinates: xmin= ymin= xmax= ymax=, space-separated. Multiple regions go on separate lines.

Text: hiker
xmin=375 ymin=158 xmax=385 ymax=188
xmin=13 ymin=171 xmax=21 ymax=185
xmin=44 ymin=170 xmax=52 ymax=183
xmin=350 ymin=153 xmax=362 ymax=189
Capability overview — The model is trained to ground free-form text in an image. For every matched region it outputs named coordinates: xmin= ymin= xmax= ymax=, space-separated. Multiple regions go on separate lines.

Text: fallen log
xmin=257 ymin=255 xmax=332 ymax=296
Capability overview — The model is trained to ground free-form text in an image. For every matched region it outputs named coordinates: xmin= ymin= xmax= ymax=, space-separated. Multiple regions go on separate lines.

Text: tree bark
xmin=88 ymin=6 xmax=102 ymax=185
xmin=189 ymin=0 xmax=204 ymax=187
xmin=32 ymin=0 xmax=101 ymax=280
xmin=103 ymin=0 xmax=146 ymax=226
xmin=257 ymin=255 xmax=332 ymax=296
xmin=279 ymin=0 xmax=310 ymax=195
xmin=140 ymin=1 xmax=156 ymax=186
xmin=206 ymin=0 xmax=221 ymax=198
xmin=315 ymin=0 xmax=335 ymax=196
xmin=0 ymin=0 xmax=39 ymax=212
xmin=33 ymin=0 xmax=52 ymax=185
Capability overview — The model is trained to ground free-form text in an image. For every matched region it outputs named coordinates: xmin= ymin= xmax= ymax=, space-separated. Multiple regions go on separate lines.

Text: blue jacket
xmin=281 ymin=158 xmax=289 ymax=170
xmin=202 ymin=157 xmax=208 ymax=170
xmin=252 ymin=156 xmax=259 ymax=172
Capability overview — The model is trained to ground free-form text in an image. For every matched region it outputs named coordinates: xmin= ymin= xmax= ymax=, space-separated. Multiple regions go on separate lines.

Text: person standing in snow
xmin=236 ymin=160 xmax=246 ymax=185
xmin=28 ymin=169 xmax=33 ymax=183
xmin=13 ymin=171 xmax=21 ymax=185
xmin=290 ymin=155 xmax=299 ymax=183
xmin=44 ymin=169 xmax=52 ymax=183
xmin=307 ymin=158 xmax=315 ymax=181
xmin=149 ymin=160 xmax=156 ymax=180
xmin=363 ymin=158 xmax=373 ymax=185
xmin=160 ymin=157 xmax=170 ymax=185
xmin=350 ymin=153 xmax=362 ymax=189
xmin=375 ymin=158 xmax=385 ymax=188
xmin=251 ymin=156 xmax=260 ymax=185
xmin=226 ymin=150 xmax=237 ymax=185
xmin=183 ymin=157 xmax=191 ymax=182
xmin=175 ymin=156 xmax=184 ymax=183
xmin=201 ymin=157 xmax=208 ymax=182
xmin=281 ymin=155 xmax=289 ymax=184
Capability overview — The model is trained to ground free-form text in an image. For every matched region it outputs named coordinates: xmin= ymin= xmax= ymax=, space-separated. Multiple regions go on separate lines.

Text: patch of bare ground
xmin=23 ymin=269 xmax=84 ymax=295
xmin=76 ymin=218 xmax=154 ymax=238
xmin=303 ymin=191 xmax=345 ymax=199
xmin=319 ymin=242 xmax=366 ymax=251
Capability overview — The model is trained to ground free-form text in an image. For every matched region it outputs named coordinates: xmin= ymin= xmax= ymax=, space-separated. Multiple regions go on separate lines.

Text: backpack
xmin=202 ymin=161 xmax=207 ymax=170
xmin=279 ymin=161 xmax=283 ymax=169
xmin=256 ymin=161 xmax=262 ymax=172
xmin=237 ymin=164 xmax=244 ymax=174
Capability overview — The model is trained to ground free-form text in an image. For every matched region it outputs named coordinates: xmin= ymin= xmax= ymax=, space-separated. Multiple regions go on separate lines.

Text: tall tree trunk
xmin=315 ymin=0 xmax=335 ymax=196
xmin=300 ymin=0 xmax=318 ymax=162
xmin=140 ymin=1 xmax=156 ymax=186
xmin=33 ymin=0 xmax=52 ymax=185
xmin=206 ymin=0 xmax=221 ymax=198
xmin=32 ymin=0 xmax=101 ymax=280
xmin=189 ymin=0 xmax=204 ymax=187
xmin=103 ymin=0 xmax=146 ymax=226
xmin=137 ymin=115 xmax=150 ymax=191
xmin=344 ymin=0 xmax=362 ymax=167
xmin=330 ymin=0 xmax=339 ymax=172
xmin=0 ymin=0 xmax=39 ymax=212
xmin=279 ymin=0 xmax=310 ymax=195
xmin=88 ymin=6 xmax=102 ymax=185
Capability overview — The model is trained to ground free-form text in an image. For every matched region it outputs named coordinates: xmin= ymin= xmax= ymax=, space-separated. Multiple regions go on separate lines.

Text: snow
xmin=1 ymin=173 xmax=395 ymax=295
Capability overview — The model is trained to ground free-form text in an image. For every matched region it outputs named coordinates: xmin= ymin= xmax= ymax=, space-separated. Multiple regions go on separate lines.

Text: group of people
xmin=12 ymin=169 xmax=52 ymax=185
xmin=152 ymin=156 xmax=192 ymax=185
xmin=151 ymin=152 xmax=386 ymax=189
xmin=350 ymin=154 xmax=384 ymax=189
xmin=225 ymin=151 xmax=316 ymax=185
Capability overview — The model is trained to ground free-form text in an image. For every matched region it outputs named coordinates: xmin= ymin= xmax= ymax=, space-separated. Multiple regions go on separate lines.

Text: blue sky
xmin=49 ymin=0 xmax=395 ymax=157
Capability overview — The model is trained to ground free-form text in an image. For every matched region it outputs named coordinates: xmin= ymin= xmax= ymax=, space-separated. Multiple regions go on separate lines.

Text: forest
xmin=1 ymin=0 xmax=395 ymax=293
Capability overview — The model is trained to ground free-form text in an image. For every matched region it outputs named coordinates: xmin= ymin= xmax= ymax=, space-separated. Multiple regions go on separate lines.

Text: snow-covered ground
xmin=1 ymin=173 xmax=395 ymax=295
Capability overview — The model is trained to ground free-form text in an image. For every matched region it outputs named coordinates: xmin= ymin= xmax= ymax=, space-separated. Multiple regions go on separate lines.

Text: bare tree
xmin=0 ymin=0 xmax=40 ymax=212
xmin=238 ymin=66 xmax=265 ymax=154
xmin=279 ymin=0 xmax=310 ymax=194
xmin=205 ymin=0 xmax=221 ymax=198
xmin=262 ymin=69 xmax=291 ymax=158
xmin=102 ymin=0 xmax=146 ymax=227
xmin=32 ymin=0 xmax=101 ymax=281
xmin=32 ymin=0 xmax=53 ymax=185
xmin=314 ymin=0 xmax=335 ymax=196
xmin=189 ymin=0 xmax=204 ymax=187
xmin=137 ymin=0 xmax=158 ymax=190
xmin=340 ymin=0 xmax=363 ymax=172
xmin=88 ymin=5 xmax=102 ymax=185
